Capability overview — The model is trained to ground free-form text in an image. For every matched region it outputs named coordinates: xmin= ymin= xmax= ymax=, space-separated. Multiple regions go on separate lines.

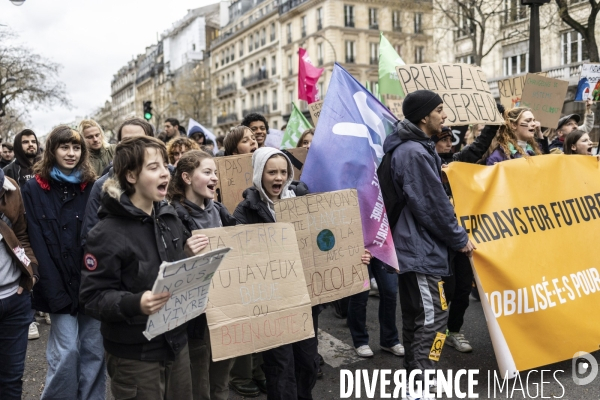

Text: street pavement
xmin=23 ymin=294 xmax=599 ymax=399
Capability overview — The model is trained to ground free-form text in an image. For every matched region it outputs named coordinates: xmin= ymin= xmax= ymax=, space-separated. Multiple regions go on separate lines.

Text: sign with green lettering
xmin=519 ymin=74 xmax=569 ymax=129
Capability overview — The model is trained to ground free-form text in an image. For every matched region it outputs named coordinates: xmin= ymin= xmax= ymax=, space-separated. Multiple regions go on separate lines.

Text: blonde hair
xmin=465 ymin=124 xmax=483 ymax=145
xmin=78 ymin=119 xmax=105 ymax=141
xmin=495 ymin=107 xmax=541 ymax=159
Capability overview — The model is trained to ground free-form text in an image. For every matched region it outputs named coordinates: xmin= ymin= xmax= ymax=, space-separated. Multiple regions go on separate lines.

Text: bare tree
xmin=0 ymin=29 xmax=70 ymax=138
xmin=0 ymin=107 xmax=28 ymax=143
xmin=555 ymin=0 xmax=599 ymax=62
xmin=171 ymin=63 xmax=211 ymax=126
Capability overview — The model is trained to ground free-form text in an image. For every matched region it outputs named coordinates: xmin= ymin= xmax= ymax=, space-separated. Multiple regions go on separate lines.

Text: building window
xmin=318 ymin=81 xmax=324 ymax=98
xmin=395 ymin=44 xmax=402 ymax=57
xmin=392 ymin=10 xmax=401 ymax=32
xmin=317 ymin=7 xmax=323 ymax=30
xmin=261 ymin=28 xmax=266 ymax=46
xmin=272 ymin=89 xmax=278 ymax=111
xmin=414 ymin=13 xmax=423 ymax=34
xmin=249 ymin=34 xmax=253 ymax=52
xmin=231 ymin=46 xmax=235 ymax=62
xmin=220 ymin=51 xmax=225 ymax=66
xmin=257 ymin=92 xmax=261 ymax=106
xmin=455 ymin=55 xmax=473 ymax=64
xmin=369 ymin=43 xmax=379 ymax=65
xmin=271 ymin=55 xmax=277 ymax=75
xmin=270 ymin=23 xmax=276 ymax=41
xmin=301 ymin=16 xmax=307 ymax=38
xmin=503 ymin=54 xmax=527 ymax=76
xmin=415 ymin=46 xmax=424 ymax=63
xmin=254 ymin=33 xmax=259 ymax=49
xmin=287 ymin=23 xmax=292 ymax=44
xmin=456 ymin=8 xmax=475 ymax=39
xmin=317 ymin=43 xmax=323 ymax=66
xmin=369 ymin=8 xmax=378 ymax=29
xmin=344 ymin=5 xmax=354 ymax=27
xmin=288 ymin=54 xmax=293 ymax=76
xmin=345 ymin=41 xmax=355 ymax=63
xmin=239 ymin=40 xmax=244 ymax=57
xmin=562 ymin=30 xmax=589 ymax=64
xmin=505 ymin=0 xmax=527 ymax=23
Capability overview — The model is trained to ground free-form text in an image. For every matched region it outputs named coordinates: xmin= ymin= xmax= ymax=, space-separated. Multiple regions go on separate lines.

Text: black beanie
xmin=402 ymin=90 xmax=444 ymax=124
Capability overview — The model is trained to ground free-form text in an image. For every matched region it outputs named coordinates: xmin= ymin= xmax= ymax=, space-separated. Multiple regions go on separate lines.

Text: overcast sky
xmin=1 ymin=0 xmax=219 ymax=136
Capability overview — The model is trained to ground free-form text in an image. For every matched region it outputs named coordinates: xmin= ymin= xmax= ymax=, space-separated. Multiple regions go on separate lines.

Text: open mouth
xmin=271 ymin=184 xmax=282 ymax=193
xmin=587 ymin=146 xmax=593 ymax=155
xmin=157 ymin=182 xmax=168 ymax=195
xmin=207 ymin=183 xmax=216 ymax=192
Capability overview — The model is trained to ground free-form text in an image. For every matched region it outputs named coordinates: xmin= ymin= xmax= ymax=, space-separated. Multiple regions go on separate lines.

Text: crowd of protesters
xmin=0 ymin=90 xmax=595 ymax=400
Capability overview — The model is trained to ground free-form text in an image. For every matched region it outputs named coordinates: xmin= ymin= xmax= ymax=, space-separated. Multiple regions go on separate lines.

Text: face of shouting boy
xmin=127 ymin=147 xmax=170 ymax=214
xmin=262 ymin=155 xmax=288 ymax=202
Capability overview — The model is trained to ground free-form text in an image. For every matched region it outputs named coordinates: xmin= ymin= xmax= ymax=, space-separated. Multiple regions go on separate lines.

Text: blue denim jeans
xmin=0 ymin=291 xmax=31 ymax=400
xmin=42 ymin=313 xmax=106 ymax=400
xmin=347 ymin=259 xmax=400 ymax=348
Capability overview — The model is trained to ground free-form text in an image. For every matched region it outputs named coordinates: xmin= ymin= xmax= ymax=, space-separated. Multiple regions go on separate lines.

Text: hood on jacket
xmin=251 ymin=147 xmax=296 ymax=206
xmin=383 ymin=119 xmax=431 ymax=154
xmin=13 ymin=129 xmax=42 ymax=169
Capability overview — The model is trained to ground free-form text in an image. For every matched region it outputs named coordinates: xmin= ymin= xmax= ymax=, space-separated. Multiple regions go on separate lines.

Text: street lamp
xmin=521 ymin=0 xmax=550 ymax=73
xmin=9 ymin=0 xmax=26 ymax=5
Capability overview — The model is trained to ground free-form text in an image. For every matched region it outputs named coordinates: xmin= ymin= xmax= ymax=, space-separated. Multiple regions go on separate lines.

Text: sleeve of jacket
xmin=395 ymin=152 xmax=468 ymax=251
xmin=452 ymin=125 xmax=499 ymax=163
xmin=233 ymin=203 xmax=250 ymax=225
xmin=579 ymin=112 xmax=595 ymax=133
xmin=216 ymin=203 xmax=238 ymax=227
xmin=3 ymin=164 xmax=16 ymax=182
xmin=536 ymin=136 xmax=550 ymax=154
xmin=80 ymin=178 xmax=103 ymax=247
xmin=11 ymin=183 xmax=39 ymax=277
xmin=486 ymin=148 xmax=506 ymax=165
xmin=79 ymin=227 xmax=144 ymax=322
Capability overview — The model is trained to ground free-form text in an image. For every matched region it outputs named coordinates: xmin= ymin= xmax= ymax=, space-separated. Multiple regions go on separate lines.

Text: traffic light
xmin=143 ymin=101 xmax=153 ymax=121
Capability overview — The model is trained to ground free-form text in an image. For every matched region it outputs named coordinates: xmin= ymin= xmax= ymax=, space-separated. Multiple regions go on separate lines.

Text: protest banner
xmin=445 ymin=155 xmax=600 ymax=374
xmin=395 ymin=63 xmax=504 ymax=125
xmin=196 ymin=223 xmax=314 ymax=361
xmin=519 ymin=73 xmax=569 ymax=129
xmin=497 ymin=72 xmax=548 ymax=109
xmin=215 ymin=147 xmax=308 ymax=213
xmin=274 ymin=189 xmax=369 ymax=305
xmin=143 ymin=248 xmax=231 ymax=341
xmin=308 ymin=100 xmax=324 ymax=126
xmin=575 ymin=63 xmax=600 ymax=101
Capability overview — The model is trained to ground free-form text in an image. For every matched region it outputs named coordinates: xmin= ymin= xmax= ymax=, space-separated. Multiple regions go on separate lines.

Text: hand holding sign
xmin=141 ymin=291 xmax=170 ymax=315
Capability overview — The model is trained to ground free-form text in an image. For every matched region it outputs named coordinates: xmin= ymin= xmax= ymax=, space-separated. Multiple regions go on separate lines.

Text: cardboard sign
xmin=395 ymin=63 xmax=503 ymax=125
xmin=143 ymin=248 xmax=231 ymax=341
xmin=519 ymin=73 xmax=569 ymax=129
xmin=196 ymin=223 xmax=314 ymax=361
xmin=387 ymin=99 xmax=404 ymax=120
xmin=274 ymin=189 xmax=369 ymax=306
xmin=215 ymin=147 xmax=308 ymax=213
xmin=498 ymin=72 xmax=548 ymax=109
xmin=308 ymin=100 xmax=324 ymax=126
xmin=575 ymin=63 xmax=600 ymax=101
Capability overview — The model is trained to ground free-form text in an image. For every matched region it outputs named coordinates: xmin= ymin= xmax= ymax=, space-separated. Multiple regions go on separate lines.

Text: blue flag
xmin=302 ymin=63 xmax=399 ymax=270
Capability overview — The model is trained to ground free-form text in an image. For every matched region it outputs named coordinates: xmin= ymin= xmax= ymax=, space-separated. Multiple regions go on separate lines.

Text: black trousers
xmin=443 ymin=252 xmax=473 ymax=332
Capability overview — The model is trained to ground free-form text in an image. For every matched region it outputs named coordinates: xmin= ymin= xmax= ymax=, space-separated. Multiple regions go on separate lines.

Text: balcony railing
xmin=393 ymin=25 xmax=402 ymax=32
xmin=301 ymin=27 xmax=306 ymax=37
xmin=242 ymin=70 xmax=269 ymax=87
xmin=369 ymin=23 xmax=379 ymax=30
xmin=369 ymin=57 xmax=378 ymax=65
xmin=217 ymin=113 xmax=239 ymax=125
xmin=279 ymin=0 xmax=310 ymax=14
xmin=317 ymin=20 xmax=323 ymax=30
xmin=345 ymin=20 xmax=355 ymax=28
xmin=287 ymin=33 xmax=292 ymax=44
xmin=345 ymin=56 xmax=355 ymax=64
xmin=217 ymin=83 xmax=237 ymax=97
xmin=242 ymin=105 xmax=270 ymax=116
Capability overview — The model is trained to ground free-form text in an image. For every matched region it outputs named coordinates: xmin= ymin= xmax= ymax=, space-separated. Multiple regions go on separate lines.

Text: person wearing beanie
xmin=381 ymin=89 xmax=475 ymax=395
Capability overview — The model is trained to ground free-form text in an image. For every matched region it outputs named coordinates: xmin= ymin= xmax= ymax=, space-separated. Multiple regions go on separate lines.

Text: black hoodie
xmin=80 ymin=178 xmax=191 ymax=361
xmin=3 ymin=129 xmax=42 ymax=187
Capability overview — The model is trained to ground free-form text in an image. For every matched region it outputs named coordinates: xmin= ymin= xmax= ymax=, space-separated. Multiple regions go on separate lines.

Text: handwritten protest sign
xmin=519 ymin=73 xmax=569 ymax=129
xmin=308 ymin=100 xmax=324 ymax=126
xmin=575 ymin=63 xmax=600 ymax=101
xmin=395 ymin=63 xmax=503 ymax=125
xmin=143 ymin=248 xmax=231 ymax=341
xmin=382 ymin=95 xmax=404 ymax=120
xmin=274 ymin=189 xmax=369 ymax=306
xmin=215 ymin=148 xmax=308 ymax=213
xmin=498 ymin=72 xmax=547 ymax=109
xmin=196 ymin=223 xmax=314 ymax=361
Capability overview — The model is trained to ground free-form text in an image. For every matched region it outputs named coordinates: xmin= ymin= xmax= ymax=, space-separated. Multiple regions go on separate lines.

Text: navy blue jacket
xmin=22 ymin=175 xmax=93 ymax=314
xmin=383 ymin=120 xmax=468 ymax=276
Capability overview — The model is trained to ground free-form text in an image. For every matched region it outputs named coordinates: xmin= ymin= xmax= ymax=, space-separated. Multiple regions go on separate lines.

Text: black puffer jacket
xmin=234 ymin=182 xmax=308 ymax=225
xmin=80 ymin=178 xmax=191 ymax=361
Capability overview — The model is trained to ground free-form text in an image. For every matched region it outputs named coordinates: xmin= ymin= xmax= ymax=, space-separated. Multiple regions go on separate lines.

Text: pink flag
xmin=298 ymin=48 xmax=324 ymax=104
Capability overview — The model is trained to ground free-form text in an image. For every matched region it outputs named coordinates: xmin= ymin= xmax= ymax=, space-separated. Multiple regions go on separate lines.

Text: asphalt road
xmin=23 ymin=294 xmax=600 ymax=399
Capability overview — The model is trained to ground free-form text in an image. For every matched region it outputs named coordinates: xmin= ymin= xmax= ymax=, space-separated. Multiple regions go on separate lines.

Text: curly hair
xmin=168 ymin=150 xmax=214 ymax=205
xmin=33 ymin=125 xmax=97 ymax=183
xmin=241 ymin=112 xmax=269 ymax=133
xmin=495 ymin=107 xmax=541 ymax=159
xmin=166 ymin=137 xmax=200 ymax=164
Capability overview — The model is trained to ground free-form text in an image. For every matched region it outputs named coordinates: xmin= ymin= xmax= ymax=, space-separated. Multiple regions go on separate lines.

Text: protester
xmin=564 ymin=130 xmax=594 ymax=155
xmin=215 ymin=135 xmax=225 ymax=153
xmin=168 ymin=150 xmax=237 ymax=400
xmin=296 ymin=128 xmax=314 ymax=150
xmin=202 ymin=140 xmax=215 ymax=154
xmin=1 ymin=143 xmax=14 ymax=168
xmin=166 ymin=137 xmax=200 ymax=167
xmin=21 ymin=125 xmax=103 ymax=400
xmin=548 ymin=99 xmax=595 ymax=152
xmin=80 ymin=136 xmax=201 ymax=400
xmin=79 ymin=119 xmax=116 ymax=176
xmin=465 ymin=124 xmax=485 ymax=145
xmin=189 ymin=126 xmax=206 ymax=147
xmin=241 ymin=113 xmax=269 ymax=148
xmin=223 ymin=125 xmax=258 ymax=156
xmin=0 ymin=168 xmax=39 ymax=399
xmin=81 ymin=117 xmax=154 ymax=246
xmin=4 ymin=129 xmax=42 ymax=188
xmin=159 ymin=118 xmax=184 ymax=143
xmin=381 ymin=90 xmax=475 ymax=395
xmin=486 ymin=107 xmax=542 ymax=164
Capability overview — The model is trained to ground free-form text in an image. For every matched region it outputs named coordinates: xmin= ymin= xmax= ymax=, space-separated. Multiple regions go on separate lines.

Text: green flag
xmin=281 ymin=103 xmax=313 ymax=149
xmin=365 ymin=81 xmax=371 ymax=94
xmin=379 ymin=32 xmax=405 ymax=98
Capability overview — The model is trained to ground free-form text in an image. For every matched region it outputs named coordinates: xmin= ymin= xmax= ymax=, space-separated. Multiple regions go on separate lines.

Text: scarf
xmin=50 ymin=166 xmax=82 ymax=184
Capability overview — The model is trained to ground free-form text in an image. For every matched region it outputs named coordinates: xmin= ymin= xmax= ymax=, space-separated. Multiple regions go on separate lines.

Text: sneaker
xmin=44 ymin=313 xmax=51 ymax=325
xmin=355 ymin=345 xmax=374 ymax=358
xmin=369 ymin=278 xmax=379 ymax=297
xmin=446 ymin=332 xmax=473 ymax=353
xmin=28 ymin=322 xmax=40 ymax=340
xmin=381 ymin=343 xmax=405 ymax=356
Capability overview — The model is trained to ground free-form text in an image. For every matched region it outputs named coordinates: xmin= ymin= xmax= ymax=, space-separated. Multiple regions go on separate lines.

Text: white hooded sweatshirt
xmin=251 ymin=147 xmax=296 ymax=220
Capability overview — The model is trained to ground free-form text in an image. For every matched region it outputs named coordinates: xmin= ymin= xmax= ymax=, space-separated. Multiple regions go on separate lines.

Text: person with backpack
xmin=380 ymin=90 xmax=475 ymax=398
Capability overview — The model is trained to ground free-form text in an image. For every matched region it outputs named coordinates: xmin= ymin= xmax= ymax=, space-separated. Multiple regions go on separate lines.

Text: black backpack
xmin=376 ymin=145 xmax=406 ymax=231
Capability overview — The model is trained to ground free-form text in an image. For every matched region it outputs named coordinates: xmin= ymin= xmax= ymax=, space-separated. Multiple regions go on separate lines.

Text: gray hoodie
xmin=251 ymin=147 xmax=296 ymax=219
